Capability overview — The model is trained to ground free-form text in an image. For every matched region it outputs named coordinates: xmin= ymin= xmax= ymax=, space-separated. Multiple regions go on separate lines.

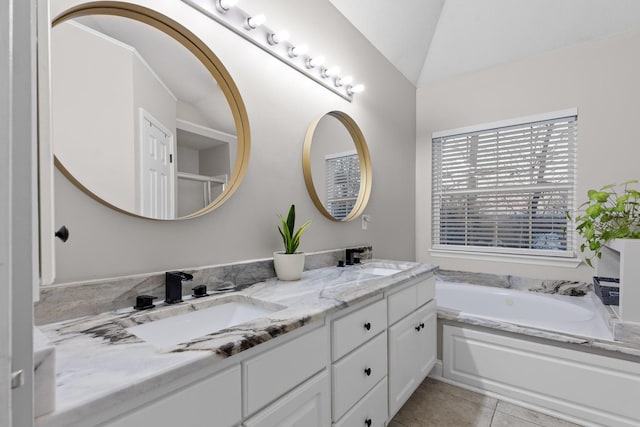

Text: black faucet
xmin=165 ymin=271 xmax=193 ymax=304
xmin=345 ymin=248 xmax=366 ymax=265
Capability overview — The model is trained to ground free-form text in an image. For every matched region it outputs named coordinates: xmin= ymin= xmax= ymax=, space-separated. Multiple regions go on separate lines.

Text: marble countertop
xmin=35 ymin=260 xmax=436 ymax=427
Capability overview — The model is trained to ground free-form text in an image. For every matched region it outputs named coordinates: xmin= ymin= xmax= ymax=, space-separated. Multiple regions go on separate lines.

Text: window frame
xmin=431 ymin=108 xmax=578 ymax=262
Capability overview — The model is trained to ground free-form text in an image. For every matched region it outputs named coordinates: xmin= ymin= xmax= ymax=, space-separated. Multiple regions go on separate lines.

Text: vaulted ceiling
xmin=329 ymin=0 xmax=640 ymax=87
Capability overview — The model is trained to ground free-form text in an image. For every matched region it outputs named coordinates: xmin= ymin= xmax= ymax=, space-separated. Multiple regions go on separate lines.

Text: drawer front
xmin=332 ymin=331 xmax=387 ymax=421
xmin=244 ymin=371 xmax=330 ymax=427
xmin=387 ymin=284 xmax=417 ymax=325
xmin=332 ymin=299 xmax=387 ymax=360
xmin=105 ymin=365 xmax=241 ymax=427
xmin=245 ymin=326 xmax=328 ymax=415
xmin=416 ymin=275 xmax=436 ymax=307
xmin=333 ymin=377 xmax=388 ymax=427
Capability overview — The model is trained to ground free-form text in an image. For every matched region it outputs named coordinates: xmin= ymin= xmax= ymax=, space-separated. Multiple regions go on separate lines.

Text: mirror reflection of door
xmin=139 ymin=109 xmax=174 ymax=219
xmin=50 ymin=15 xmax=237 ymax=219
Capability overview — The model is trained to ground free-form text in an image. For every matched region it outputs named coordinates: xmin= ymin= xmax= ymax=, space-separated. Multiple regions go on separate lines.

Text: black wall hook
xmin=55 ymin=225 xmax=69 ymax=242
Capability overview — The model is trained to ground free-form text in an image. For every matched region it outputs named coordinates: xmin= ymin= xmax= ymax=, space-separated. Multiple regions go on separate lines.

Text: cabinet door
xmin=104 ymin=365 xmax=241 ymax=427
xmin=244 ymin=371 xmax=330 ymax=427
xmin=416 ymin=300 xmax=437 ymax=380
xmin=387 ymin=311 xmax=419 ymax=418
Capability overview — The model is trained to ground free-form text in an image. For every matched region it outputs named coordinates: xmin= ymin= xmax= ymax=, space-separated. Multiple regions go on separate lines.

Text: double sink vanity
xmin=35 ymin=257 xmax=438 ymax=427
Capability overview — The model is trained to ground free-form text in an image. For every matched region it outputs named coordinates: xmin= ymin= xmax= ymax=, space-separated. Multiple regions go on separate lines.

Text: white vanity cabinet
xmin=387 ymin=276 xmax=436 ymax=418
xmin=103 ymin=364 xmax=242 ymax=427
xmin=330 ymin=298 xmax=388 ymax=426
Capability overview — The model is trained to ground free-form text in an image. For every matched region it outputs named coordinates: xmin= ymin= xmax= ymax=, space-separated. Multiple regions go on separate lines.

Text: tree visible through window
xmin=432 ymin=112 xmax=577 ymax=257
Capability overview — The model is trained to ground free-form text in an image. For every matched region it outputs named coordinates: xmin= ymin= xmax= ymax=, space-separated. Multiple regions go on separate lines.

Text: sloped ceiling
xmin=330 ymin=0 xmax=640 ymax=87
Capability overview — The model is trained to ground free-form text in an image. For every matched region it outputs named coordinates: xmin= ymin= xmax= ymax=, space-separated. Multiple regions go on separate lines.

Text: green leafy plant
xmin=278 ymin=204 xmax=311 ymax=254
xmin=570 ymin=180 xmax=640 ymax=267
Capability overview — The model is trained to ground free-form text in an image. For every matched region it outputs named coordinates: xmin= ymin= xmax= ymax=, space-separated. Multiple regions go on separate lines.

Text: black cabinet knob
xmin=364 ymin=322 xmax=371 ymax=331
xmin=364 ymin=367 xmax=371 ymax=376
xmin=55 ymin=225 xmax=69 ymax=242
xmin=415 ymin=325 xmax=421 ymax=331
xmin=420 ymin=322 xmax=425 ymax=329
xmin=365 ymin=418 xmax=372 ymax=427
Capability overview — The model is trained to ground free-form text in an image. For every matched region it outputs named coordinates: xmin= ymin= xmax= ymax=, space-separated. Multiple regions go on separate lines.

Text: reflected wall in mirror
xmin=51 ymin=4 xmax=250 ymax=220
xmin=303 ymin=111 xmax=372 ymax=221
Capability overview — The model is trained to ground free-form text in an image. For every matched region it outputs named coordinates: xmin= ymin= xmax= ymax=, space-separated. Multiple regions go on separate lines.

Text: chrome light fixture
xmin=183 ymin=0 xmax=364 ymax=101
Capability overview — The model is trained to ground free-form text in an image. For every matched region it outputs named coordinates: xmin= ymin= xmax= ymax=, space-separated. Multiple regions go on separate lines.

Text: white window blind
xmin=432 ymin=113 xmax=577 ymax=257
xmin=326 ymin=151 xmax=360 ymax=220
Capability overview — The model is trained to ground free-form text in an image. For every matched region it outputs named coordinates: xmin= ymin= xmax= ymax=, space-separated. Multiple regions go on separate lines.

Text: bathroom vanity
xmin=35 ymin=260 xmax=437 ymax=427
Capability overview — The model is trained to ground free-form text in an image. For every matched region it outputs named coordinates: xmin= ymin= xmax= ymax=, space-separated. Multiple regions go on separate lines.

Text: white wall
xmin=52 ymin=22 xmax=137 ymax=211
xmin=416 ymin=30 xmax=640 ymax=282
xmin=50 ymin=0 xmax=417 ymax=283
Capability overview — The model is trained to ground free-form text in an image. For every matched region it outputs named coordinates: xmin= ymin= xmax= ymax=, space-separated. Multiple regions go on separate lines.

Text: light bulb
xmin=321 ymin=66 xmax=340 ymax=78
xmin=268 ymin=30 xmax=290 ymax=45
xmin=246 ymin=14 xmax=266 ymax=29
xmin=347 ymin=84 xmax=365 ymax=95
xmin=217 ymin=0 xmax=238 ymax=12
xmin=306 ymin=55 xmax=325 ymax=69
xmin=288 ymin=44 xmax=308 ymax=58
xmin=335 ymin=75 xmax=353 ymax=87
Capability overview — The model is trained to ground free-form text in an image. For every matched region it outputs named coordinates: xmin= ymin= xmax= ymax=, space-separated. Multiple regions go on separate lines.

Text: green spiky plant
xmin=570 ymin=180 xmax=640 ymax=267
xmin=278 ymin=204 xmax=311 ymax=254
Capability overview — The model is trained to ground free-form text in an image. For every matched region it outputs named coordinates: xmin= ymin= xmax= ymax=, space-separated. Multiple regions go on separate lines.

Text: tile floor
xmin=389 ymin=377 xmax=583 ymax=427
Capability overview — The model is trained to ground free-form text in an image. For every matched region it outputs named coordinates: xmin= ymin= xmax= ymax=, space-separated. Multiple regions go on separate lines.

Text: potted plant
xmin=273 ymin=204 xmax=311 ymax=280
xmin=571 ymin=180 xmax=640 ymax=267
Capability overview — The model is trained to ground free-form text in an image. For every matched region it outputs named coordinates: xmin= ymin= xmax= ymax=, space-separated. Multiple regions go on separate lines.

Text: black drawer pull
xmin=365 ymin=418 xmax=372 ymax=427
xmin=364 ymin=322 xmax=371 ymax=331
xmin=420 ymin=322 xmax=425 ymax=328
xmin=364 ymin=367 xmax=371 ymax=376
xmin=415 ymin=325 xmax=421 ymax=331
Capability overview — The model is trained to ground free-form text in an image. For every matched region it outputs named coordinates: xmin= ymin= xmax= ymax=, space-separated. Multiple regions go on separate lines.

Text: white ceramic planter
xmin=273 ymin=252 xmax=305 ymax=281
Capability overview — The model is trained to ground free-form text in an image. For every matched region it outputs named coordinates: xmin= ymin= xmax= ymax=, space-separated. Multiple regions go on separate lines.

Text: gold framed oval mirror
xmin=51 ymin=2 xmax=250 ymax=220
xmin=302 ymin=111 xmax=372 ymax=222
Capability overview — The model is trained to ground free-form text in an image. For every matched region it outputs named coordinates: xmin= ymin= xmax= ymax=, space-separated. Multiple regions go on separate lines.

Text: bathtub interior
xmin=436 ymin=280 xmax=613 ymax=341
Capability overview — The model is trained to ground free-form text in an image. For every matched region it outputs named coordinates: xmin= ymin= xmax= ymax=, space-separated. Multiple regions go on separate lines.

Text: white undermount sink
xmin=126 ymin=296 xmax=286 ymax=349
xmin=365 ymin=267 xmax=403 ymax=276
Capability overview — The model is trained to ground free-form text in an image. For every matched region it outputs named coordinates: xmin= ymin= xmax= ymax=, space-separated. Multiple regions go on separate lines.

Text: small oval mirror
xmin=302 ymin=111 xmax=372 ymax=221
xmin=51 ymin=4 xmax=250 ymax=220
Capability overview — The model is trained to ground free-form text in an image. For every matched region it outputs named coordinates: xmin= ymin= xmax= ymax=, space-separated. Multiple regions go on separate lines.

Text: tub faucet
xmin=165 ymin=271 xmax=193 ymax=304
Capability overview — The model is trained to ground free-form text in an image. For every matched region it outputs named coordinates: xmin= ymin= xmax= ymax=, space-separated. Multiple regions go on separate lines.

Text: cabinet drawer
xmin=332 ymin=299 xmax=386 ymax=360
xmin=387 ymin=285 xmax=416 ymax=325
xmin=416 ymin=276 xmax=435 ymax=307
xmin=244 ymin=371 xmax=330 ymax=427
xmin=245 ymin=326 xmax=328 ymax=415
xmin=333 ymin=377 xmax=388 ymax=427
xmin=105 ymin=365 xmax=241 ymax=427
xmin=332 ymin=331 xmax=387 ymax=421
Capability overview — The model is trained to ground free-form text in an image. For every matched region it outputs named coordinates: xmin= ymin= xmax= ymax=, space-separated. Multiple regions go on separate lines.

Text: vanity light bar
xmin=182 ymin=0 xmax=364 ymax=101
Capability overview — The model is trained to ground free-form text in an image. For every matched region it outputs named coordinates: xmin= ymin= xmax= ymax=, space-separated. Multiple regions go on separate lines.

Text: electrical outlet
xmin=362 ymin=214 xmax=371 ymax=230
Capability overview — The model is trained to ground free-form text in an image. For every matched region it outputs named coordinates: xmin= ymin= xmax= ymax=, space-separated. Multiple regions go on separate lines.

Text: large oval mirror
xmin=51 ymin=3 xmax=250 ymax=220
xmin=303 ymin=111 xmax=372 ymax=221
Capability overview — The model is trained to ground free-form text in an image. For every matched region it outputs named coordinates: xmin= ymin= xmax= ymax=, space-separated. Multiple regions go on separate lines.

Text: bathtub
xmin=435 ymin=281 xmax=613 ymax=341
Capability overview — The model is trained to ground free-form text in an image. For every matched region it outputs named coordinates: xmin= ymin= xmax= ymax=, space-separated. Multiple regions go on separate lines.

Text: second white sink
xmin=126 ymin=297 xmax=285 ymax=349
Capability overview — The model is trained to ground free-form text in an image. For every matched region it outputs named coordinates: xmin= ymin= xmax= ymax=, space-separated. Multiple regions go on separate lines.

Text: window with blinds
xmin=432 ymin=112 xmax=577 ymax=257
xmin=326 ymin=151 xmax=360 ymax=220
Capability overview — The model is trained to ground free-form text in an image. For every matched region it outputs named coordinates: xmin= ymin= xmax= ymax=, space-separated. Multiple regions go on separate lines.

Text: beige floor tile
xmin=495 ymin=401 xmax=583 ymax=427
xmin=392 ymin=385 xmax=494 ymax=427
xmin=388 ymin=420 xmax=408 ymax=427
xmin=418 ymin=377 xmax=498 ymax=410
xmin=491 ymin=411 xmax=542 ymax=427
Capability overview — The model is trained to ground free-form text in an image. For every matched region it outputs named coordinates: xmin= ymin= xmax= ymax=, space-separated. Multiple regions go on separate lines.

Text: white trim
xmin=324 ymin=149 xmax=357 ymax=161
xmin=176 ymin=119 xmax=237 ymax=144
xmin=429 ymin=248 xmax=582 ymax=268
xmin=432 ymin=107 xmax=578 ymax=139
